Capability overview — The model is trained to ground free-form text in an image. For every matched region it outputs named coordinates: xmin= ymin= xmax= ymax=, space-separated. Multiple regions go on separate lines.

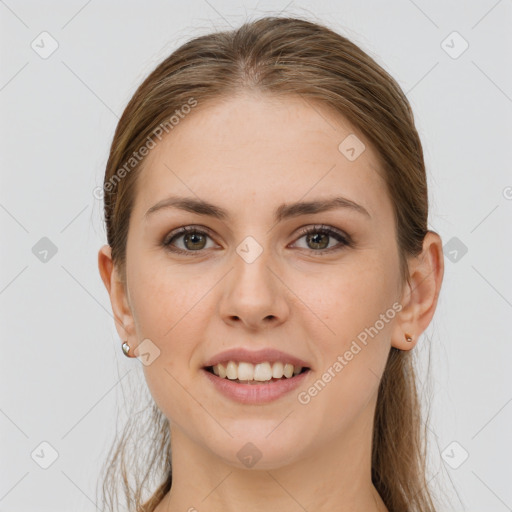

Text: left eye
xmin=291 ymin=225 xmax=350 ymax=253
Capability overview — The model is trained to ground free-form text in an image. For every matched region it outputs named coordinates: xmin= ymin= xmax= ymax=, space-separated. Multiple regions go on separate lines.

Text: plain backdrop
xmin=1 ymin=1 xmax=511 ymax=511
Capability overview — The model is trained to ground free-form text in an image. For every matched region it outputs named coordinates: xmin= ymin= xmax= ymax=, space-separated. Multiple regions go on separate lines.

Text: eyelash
xmin=162 ymin=224 xmax=352 ymax=256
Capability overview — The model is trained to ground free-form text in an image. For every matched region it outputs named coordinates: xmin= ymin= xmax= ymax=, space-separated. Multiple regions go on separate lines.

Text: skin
xmin=98 ymin=92 xmax=444 ymax=512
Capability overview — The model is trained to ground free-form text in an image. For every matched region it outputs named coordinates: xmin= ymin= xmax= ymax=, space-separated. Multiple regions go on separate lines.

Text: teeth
xmin=272 ymin=361 xmax=284 ymax=378
xmin=226 ymin=361 xmax=237 ymax=380
xmin=238 ymin=362 xmax=254 ymax=381
xmin=283 ymin=363 xmax=294 ymax=378
xmin=254 ymin=362 xmax=272 ymax=381
xmin=210 ymin=361 xmax=305 ymax=382
xmin=218 ymin=363 xmax=227 ymax=379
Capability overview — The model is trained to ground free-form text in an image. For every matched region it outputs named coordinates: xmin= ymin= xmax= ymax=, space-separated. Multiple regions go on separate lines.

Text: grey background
xmin=1 ymin=1 xmax=511 ymax=510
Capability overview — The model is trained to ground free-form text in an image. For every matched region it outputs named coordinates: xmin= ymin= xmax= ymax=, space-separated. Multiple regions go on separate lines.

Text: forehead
xmin=133 ymin=93 xmax=391 ymax=223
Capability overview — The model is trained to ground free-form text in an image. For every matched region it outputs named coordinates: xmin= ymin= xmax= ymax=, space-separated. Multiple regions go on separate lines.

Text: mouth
xmin=201 ymin=348 xmax=313 ymax=403
xmin=202 ymin=362 xmax=311 ymax=404
xmin=203 ymin=362 xmax=311 ymax=385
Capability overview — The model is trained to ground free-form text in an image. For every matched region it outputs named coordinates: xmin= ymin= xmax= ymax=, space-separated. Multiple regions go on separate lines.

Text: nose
xmin=218 ymin=245 xmax=290 ymax=330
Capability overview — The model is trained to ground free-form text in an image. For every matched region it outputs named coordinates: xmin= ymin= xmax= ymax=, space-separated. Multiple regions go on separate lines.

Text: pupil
xmin=308 ymin=232 xmax=328 ymax=250
xmin=185 ymin=233 xmax=206 ymax=250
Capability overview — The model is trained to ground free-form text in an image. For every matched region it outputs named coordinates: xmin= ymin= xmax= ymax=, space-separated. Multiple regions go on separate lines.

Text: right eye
xmin=162 ymin=226 xmax=218 ymax=255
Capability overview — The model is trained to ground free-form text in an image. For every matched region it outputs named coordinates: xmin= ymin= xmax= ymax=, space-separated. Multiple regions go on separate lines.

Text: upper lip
xmin=203 ymin=348 xmax=312 ymax=369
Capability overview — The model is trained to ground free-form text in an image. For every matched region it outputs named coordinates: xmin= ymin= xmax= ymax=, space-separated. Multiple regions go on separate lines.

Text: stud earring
xmin=404 ymin=333 xmax=413 ymax=342
xmin=122 ymin=341 xmax=131 ymax=357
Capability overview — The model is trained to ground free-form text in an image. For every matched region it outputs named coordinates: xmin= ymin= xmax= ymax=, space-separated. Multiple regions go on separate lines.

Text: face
xmin=113 ymin=93 xmax=406 ymax=469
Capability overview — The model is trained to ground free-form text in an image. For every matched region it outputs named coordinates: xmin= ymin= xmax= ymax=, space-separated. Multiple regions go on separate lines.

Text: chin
xmin=205 ymin=425 xmax=307 ymax=470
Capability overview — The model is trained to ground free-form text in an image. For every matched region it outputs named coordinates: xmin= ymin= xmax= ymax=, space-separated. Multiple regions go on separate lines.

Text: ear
xmin=391 ymin=231 xmax=444 ymax=350
xmin=98 ymin=244 xmax=137 ymax=351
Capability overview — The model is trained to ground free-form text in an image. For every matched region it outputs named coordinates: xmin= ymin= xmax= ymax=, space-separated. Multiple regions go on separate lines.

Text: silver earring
xmin=122 ymin=342 xmax=131 ymax=357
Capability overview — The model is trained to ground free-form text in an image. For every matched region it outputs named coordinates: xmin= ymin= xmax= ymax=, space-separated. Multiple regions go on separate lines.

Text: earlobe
xmin=97 ymin=244 xmax=136 ymax=345
xmin=391 ymin=231 xmax=444 ymax=351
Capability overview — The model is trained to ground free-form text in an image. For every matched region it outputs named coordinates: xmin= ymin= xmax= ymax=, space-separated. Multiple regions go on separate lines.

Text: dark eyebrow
xmin=144 ymin=195 xmax=371 ymax=222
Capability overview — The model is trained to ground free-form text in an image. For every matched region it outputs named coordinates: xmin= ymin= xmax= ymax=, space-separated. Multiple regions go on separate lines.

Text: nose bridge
xmin=232 ymin=233 xmax=275 ymax=298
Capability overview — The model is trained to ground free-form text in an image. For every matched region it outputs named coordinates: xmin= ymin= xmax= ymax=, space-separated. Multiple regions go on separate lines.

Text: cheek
xmin=299 ymin=250 xmax=399 ymax=410
xmin=128 ymin=262 xmax=210 ymax=341
xmin=127 ymin=261 xmax=219 ymax=378
xmin=293 ymin=261 xmax=396 ymax=442
xmin=131 ymin=267 xmax=212 ymax=426
xmin=302 ymin=254 xmax=398 ymax=341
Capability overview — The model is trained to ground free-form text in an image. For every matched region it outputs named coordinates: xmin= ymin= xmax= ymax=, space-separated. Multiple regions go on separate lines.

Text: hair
xmin=98 ymin=14 xmax=442 ymax=512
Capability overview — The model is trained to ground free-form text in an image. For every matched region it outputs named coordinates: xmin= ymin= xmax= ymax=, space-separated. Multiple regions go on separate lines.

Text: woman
xmin=98 ymin=15 xmax=444 ymax=512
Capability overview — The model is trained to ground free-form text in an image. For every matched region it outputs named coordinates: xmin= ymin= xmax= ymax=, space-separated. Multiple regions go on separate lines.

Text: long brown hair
xmin=98 ymin=15 xmax=443 ymax=512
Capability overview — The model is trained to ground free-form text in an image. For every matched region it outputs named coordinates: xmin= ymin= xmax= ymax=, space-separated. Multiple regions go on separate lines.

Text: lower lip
xmin=202 ymin=368 xmax=311 ymax=404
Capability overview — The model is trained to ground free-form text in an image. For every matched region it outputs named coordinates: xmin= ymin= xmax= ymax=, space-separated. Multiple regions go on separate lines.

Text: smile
xmin=206 ymin=360 xmax=308 ymax=383
xmin=202 ymin=363 xmax=311 ymax=404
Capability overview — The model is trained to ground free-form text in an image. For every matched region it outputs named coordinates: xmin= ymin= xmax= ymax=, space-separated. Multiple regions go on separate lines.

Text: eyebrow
xmin=144 ymin=195 xmax=371 ymax=222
